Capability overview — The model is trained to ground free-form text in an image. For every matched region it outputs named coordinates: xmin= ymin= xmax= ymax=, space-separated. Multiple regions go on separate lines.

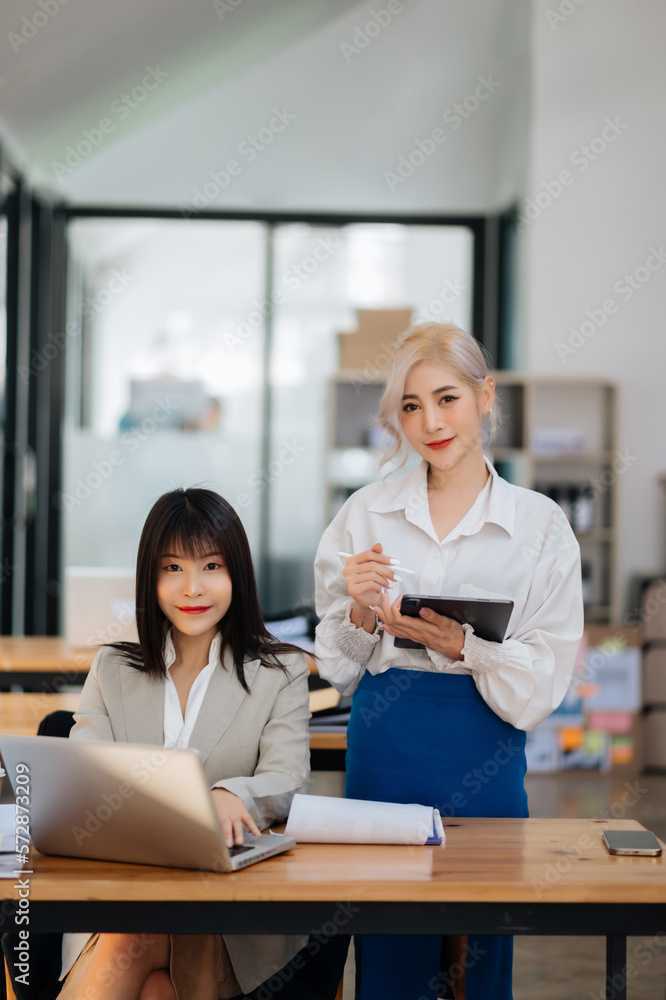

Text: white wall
xmin=523 ymin=0 xmax=666 ymax=610
xmin=4 ymin=0 xmax=531 ymax=213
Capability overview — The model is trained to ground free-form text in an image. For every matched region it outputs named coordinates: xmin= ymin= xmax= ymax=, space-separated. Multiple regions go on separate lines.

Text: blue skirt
xmin=345 ymin=669 xmax=528 ymax=1000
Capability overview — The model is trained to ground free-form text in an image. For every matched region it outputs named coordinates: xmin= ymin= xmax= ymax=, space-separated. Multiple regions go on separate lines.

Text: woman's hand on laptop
xmin=211 ymin=788 xmax=262 ymax=846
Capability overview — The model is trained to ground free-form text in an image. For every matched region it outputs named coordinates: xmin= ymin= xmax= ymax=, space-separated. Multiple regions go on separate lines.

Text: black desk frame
xmin=6 ymin=900 xmax=666 ymax=1000
xmin=0 ymin=671 xmax=87 ymax=693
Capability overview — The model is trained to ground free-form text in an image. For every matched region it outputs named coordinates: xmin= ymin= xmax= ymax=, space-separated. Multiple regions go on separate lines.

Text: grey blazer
xmin=70 ymin=641 xmax=311 ymax=994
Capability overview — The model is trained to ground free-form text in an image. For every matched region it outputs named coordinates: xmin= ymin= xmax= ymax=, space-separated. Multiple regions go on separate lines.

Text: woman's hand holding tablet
xmin=370 ymin=591 xmax=467 ymax=659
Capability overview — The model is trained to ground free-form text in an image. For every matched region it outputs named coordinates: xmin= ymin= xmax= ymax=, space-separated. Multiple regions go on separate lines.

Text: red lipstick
xmin=426 ymin=437 xmax=454 ymax=450
xmin=177 ymin=606 xmax=211 ymax=614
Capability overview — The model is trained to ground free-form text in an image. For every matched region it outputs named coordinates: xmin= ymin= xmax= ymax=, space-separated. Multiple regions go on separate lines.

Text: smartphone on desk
xmin=602 ymin=830 xmax=663 ymax=856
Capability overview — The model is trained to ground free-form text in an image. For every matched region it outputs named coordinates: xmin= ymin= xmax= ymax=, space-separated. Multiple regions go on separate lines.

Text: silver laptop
xmin=0 ymin=735 xmax=296 ymax=872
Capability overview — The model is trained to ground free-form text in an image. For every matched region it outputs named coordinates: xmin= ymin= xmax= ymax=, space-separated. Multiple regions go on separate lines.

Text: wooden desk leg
xmin=605 ymin=935 xmax=626 ymax=1000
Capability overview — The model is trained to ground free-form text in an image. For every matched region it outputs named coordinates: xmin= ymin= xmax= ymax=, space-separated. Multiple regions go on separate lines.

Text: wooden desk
xmin=0 ymin=691 xmax=347 ymax=770
xmin=308 ymin=731 xmax=346 ymax=752
xmin=308 ymin=729 xmax=347 ymax=771
xmin=0 ymin=640 xmax=319 ymax=688
xmin=3 ymin=818 xmax=665 ymax=998
xmin=0 ymin=623 xmax=623 ymax=688
xmin=0 ymin=638 xmax=94 ymax=690
xmin=0 ymin=693 xmax=80 ymax=734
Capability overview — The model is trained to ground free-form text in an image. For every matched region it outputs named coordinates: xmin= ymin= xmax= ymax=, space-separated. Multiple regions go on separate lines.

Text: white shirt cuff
xmin=333 ymin=600 xmax=382 ymax=665
xmin=460 ymin=622 xmax=504 ymax=676
xmin=425 ymin=645 xmax=461 ymax=672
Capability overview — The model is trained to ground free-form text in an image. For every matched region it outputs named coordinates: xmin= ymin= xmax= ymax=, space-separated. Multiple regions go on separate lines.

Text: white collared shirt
xmin=314 ymin=456 xmax=584 ymax=732
xmin=163 ymin=629 xmax=220 ymax=749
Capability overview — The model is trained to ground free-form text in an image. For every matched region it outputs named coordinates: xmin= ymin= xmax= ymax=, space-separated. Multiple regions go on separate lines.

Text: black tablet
xmin=394 ymin=594 xmax=514 ymax=649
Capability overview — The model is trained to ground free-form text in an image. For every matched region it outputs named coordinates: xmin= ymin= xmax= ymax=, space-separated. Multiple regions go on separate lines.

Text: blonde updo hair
xmin=377 ymin=322 xmax=501 ymax=472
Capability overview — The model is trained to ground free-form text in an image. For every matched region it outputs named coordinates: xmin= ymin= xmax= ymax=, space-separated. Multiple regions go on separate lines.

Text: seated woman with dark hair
xmin=57 ymin=487 xmax=348 ymax=1000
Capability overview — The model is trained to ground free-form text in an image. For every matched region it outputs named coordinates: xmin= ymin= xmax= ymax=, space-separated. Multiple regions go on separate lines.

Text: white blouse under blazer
xmin=314 ymin=457 xmax=584 ymax=732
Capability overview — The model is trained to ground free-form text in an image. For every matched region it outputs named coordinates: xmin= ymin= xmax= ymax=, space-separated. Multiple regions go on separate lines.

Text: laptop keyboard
xmin=228 ymin=844 xmax=254 ymax=856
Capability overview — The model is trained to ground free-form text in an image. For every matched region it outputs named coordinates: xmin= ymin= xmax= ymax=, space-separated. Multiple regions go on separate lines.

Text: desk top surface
xmin=0 ymin=637 xmax=95 ymax=672
xmin=10 ymin=819 xmax=666 ymax=905
xmin=0 ymin=692 xmax=80 ymax=733
xmin=0 ymin=638 xmax=320 ymax=674
xmin=0 ymin=624 xmax=632 ymax=670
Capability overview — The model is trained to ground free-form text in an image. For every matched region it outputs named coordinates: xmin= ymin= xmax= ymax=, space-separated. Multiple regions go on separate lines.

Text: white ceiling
xmin=0 ymin=0 xmax=531 ymax=212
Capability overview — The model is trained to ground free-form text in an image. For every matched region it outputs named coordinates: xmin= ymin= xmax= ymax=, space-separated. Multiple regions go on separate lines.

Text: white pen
xmin=337 ymin=551 xmax=417 ymax=575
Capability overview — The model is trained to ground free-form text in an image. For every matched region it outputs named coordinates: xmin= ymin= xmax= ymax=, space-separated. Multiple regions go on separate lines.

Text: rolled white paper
xmin=285 ymin=793 xmax=444 ymax=845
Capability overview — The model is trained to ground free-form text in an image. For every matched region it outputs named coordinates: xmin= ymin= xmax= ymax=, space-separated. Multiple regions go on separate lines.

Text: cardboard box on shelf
xmin=338 ymin=308 xmax=413 ymax=372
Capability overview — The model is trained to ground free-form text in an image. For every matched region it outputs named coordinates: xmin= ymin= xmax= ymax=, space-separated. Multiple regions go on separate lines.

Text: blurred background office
xmin=2 ymin=1 xmax=666 ymax=995
xmin=1 ymin=0 xmax=664 ymax=632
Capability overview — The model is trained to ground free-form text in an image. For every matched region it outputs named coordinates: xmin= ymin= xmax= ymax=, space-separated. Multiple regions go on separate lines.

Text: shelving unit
xmin=491 ymin=373 xmax=619 ymax=623
xmin=327 ymin=371 xmax=620 ymax=623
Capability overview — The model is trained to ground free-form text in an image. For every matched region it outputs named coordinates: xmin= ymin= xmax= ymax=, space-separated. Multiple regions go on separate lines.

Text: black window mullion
xmin=2 ymin=181 xmax=33 ymax=635
xmin=1 ymin=183 xmax=20 ymax=634
xmin=46 ymin=209 xmax=66 ymax=634
xmin=24 ymin=198 xmax=42 ymax=634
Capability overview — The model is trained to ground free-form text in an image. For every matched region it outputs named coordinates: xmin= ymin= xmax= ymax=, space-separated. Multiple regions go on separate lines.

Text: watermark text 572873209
xmin=13 ymin=762 xmax=33 ymax=989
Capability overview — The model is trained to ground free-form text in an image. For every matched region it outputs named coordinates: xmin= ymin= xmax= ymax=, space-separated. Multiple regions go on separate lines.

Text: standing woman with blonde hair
xmin=314 ymin=323 xmax=583 ymax=1000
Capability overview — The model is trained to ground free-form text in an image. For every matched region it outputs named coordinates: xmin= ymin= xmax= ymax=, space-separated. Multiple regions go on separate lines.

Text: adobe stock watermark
xmin=340 ymin=0 xmax=413 ymax=62
xmin=51 ymin=67 xmax=169 ymax=179
xmin=235 ymin=440 xmax=306 ymax=510
xmin=545 ymin=0 xmax=588 ymax=31
xmin=555 ymin=246 xmax=665 ymax=361
xmin=246 ymin=903 xmax=359 ymax=1000
xmin=357 ymin=670 xmax=414 ymax=727
xmin=520 ymin=509 xmax=571 ymax=564
xmin=92 ymin=935 xmax=158 ymax=992
xmin=55 ymin=397 xmax=178 ymax=512
xmin=348 ymin=281 xmax=468 ymax=392
xmin=70 ymin=750 xmax=167 ymax=846
xmin=8 ymin=0 xmax=70 ymax=54
xmin=423 ymin=939 xmax=488 ymax=999
xmin=19 ymin=269 xmax=134 ymax=384
xmin=212 ymin=0 xmax=244 ymax=21
xmin=588 ymin=931 xmax=666 ymax=1000
xmin=522 ymin=450 xmax=637 ymax=563
xmin=517 ymin=116 xmax=628 ymax=228
xmin=586 ymin=448 xmax=637 ymax=500
xmin=0 ymin=556 xmax=17 ymax=585
xmin=349 ymin=340 xmax=397 ymax=393
xmin=180 ymin=107 xmax=296 ymax=219
xmin=385 ymin=75 xmax=501 ymax=192
xmin=412 ymin=277 xmax=468 ymax=324
xmin=434 ymin=737 xmax=525 ymax=817
xmin=531 ymin=780 xmax=648 ymax=899
xmin=224 ymin=235 xmax=341 ymax=351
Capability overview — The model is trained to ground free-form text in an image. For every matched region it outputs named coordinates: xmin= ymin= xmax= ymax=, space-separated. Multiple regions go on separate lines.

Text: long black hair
xmin=108 ymin=488 xmax=304 ymax=690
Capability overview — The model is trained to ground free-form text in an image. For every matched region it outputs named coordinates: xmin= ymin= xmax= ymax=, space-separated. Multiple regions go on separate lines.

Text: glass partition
xmin=63 ymin=219 xmax=267 ymax=586
xmin=266 ymin=222 xmax=473 ymax=609
xmin=63 ymin=216 xmax=474 ymax=618
xmin=0 ymin=215 xmax=6 ymax=567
